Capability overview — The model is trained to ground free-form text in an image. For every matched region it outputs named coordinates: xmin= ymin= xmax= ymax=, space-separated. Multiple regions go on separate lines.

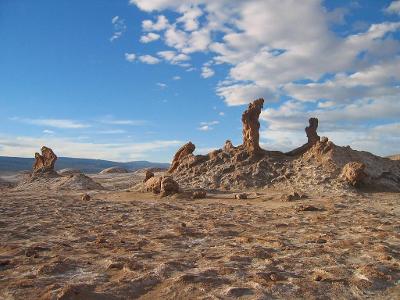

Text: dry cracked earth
xmin=1 ymin=178 xmax=400 ymax=300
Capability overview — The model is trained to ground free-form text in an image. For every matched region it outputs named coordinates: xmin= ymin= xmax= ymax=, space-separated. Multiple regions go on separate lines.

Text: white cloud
xmin=140 ymin=32 xmax=160 ymax=43
xmin=43 ymin=129 xmax=55 ymax=134
xmin=198 ymin=120 xmax=219 ymax=131
xmin=139 ymin=55 xmax=161 ymax=64
xmin=11 ymin=117 xmax=90 ymax=129
xmin=173 ymin=76 xmax=181 ymax=80
xmin=110 ymin=16 xmax=127 ymax=42
xmin=101 ymin=119 xmax=147 ymax=126
xmin=142 ymin=15 xmax=169 ymax=31
xmin=97 ymin=129 xmax=126 ymax=134
xmin=124 ymin=52 xmax=136 ymax=62
xmin=219 ymin=112 xmax=225 ymax=116
xmin=157 ymin=82 xmax=167 ymax=89
xmin=385 ymin=0 xmax=400 ymax=15
xmin=201 ymin=66 xmax=215 ymax=78
xmin=157 ymin=50 xmax=190 ymax=65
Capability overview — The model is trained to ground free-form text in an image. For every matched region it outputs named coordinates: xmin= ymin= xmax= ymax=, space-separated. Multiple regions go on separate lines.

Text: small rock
xmin=295 ymin=204 xmax=320 ymax=212
xmin=235 ymin=193 xmax=247 ymax=200
xmin=192 ymin=189 xmax=207 ymax=199
xmin=81 ymin=194 xmax=90 ymax=201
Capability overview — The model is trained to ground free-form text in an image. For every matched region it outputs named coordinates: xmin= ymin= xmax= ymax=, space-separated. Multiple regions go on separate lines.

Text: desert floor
xmin=0 ymin=183 xmax=399 ymax=299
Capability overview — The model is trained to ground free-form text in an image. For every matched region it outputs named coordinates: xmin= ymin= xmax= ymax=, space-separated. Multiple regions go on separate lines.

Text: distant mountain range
xmin=0 ymin=156 xmax=169 ymax=174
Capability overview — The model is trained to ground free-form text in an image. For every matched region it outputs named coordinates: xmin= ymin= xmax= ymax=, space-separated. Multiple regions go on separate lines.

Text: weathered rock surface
xmin=144 ymin=176 xmax=162 ymax=194
xmin=33 ymin=146 xmax=58 ymax=175
xmin=58 ymin=168 xmax=82 ymax=176
xmin=286 ymin=118 xmax=321 ymax=156
xmin=241 ymin=98 xmax=264 ymax=154
xmin=191 ymin=189 xmax=207 ymax=199
xmin=168 ymin=99 xmax=400 ymax=194
xmin=340 ymin=162 xmax=366 ymax=186
xmin=81 ymin=193 xmax=91 ymax=201
xmin=143 ymin=170 xmax=154 ymax=183
xmin=168 ymin=142 xmax=195 ymax=173
xmin=99 ymin=167 xmax=129 ymax=174
xmin=160 ymin=176 xmax=180 ymax=197
xmin=144 ymin=176 xmax=179 ymax=197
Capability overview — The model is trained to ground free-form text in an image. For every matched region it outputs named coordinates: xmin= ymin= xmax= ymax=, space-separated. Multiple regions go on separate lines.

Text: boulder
xmin=192 ymin=189 xmax=207 ymax=199
xmin=143 ymin=170 xmax=154 ymax=183
xmin=168 ymin=141 xmax=196 ymax=173
xmin=81 ymin=194 xmax=91 ymax=201
xmin=33 ymin=146 xmax=57 ymax=174
xmin=241 ymin=98 xmax=264 ymax=154
xmin=235 ymin=193 xmax=248 ymax=200
xmin=340 ymin=161 xmax=366 ymax=187
xmin=144 ymin=176 xmax=162 ymax=194
xmin=99 ymin=167 xmax=128 ymax=174
xmin=160 ymin=176 xmax=180 ymax=197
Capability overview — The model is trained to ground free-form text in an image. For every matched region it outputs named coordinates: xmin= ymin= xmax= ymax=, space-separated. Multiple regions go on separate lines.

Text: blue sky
xmin=0 ymin=0 xmax=399 ymax=162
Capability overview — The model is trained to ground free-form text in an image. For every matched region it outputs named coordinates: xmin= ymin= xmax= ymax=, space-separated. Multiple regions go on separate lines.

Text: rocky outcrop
xmin=99 ymin=167 xmax=128 ymax=174
xmin=340 ymin=162 xmax=366 ymax=187
xmin=145 ymin=176 xmax=162 ymax=194
xmin=33 ymin=146 xmax=57 ymax=174
xmin=58 ymin=168 xmax=82 ymax=176
xmin=286 ymin=118 xmax=321 ymax=156
xmin=143 ymin=170 xmax=154 ymax=183
xmin=242 ymin=98 xmax=264 ymax=154
xmin=144 ymin=176 xmax=179 ymax=197
xmin=168 ymin=142 xmax=195 ymax=173
xmin=160 ymin=176 xmax=180 ymax=197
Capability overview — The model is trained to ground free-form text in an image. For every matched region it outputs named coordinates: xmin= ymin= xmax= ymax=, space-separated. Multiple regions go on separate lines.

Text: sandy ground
xmin=0 ymin=179 xmax=399 ymax=299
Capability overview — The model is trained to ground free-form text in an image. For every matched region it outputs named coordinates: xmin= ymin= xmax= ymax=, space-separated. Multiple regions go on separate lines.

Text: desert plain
xmin=0 ymin=99 xmax=399 ymax=299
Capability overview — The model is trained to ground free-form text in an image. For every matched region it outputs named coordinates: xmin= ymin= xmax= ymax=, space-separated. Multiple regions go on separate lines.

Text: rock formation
xmin=144 ymin=175 xmax=179 ymax=197
xmin=33 ymin=146 xmax=57 ymax=174
xmin=286 ymin=118 xmax=321 ymax=156
xmin=340 ymin=162 xmax=366 ymax=187
xmin=241 ymin=98 xmax=264 ymax=154
xmin=168 ymin=142 xmax=195 ymax=173
xmin=143 ymin=170 xmax=154 ymax=183
xmin=99 ymin=167 xmax=128 ymax=174
xmin=160 ymin=176 xmax=180 ymax=197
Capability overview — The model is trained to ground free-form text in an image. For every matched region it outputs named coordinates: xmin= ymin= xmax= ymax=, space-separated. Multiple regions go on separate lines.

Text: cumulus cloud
xmin=124 ymin=53 xmax=136 ymax=62
xmin=140 ymin=32 xmax=160 ymax=43
xmin=201 ymin=66 xmax=215 ymax=78
xmin=129 ymin=0 xmax=400 ymax=155
xmin=142 ymin=15 xmax=169 ymax=31
xmin=198 ymin=120 xmax=219 ymax=131
xmin=138 ymin=55 xmax=161 ymax=64
xmin=385 ymin=0 xmax=400 ymax=15
xmin=157 ymin=50 xmax=190 ymax=65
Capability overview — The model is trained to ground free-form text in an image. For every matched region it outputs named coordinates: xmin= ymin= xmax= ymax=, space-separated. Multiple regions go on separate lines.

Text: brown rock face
xmin=160 ymin=176 xmax=179 ymax=197
xmin=143 ymin=170 xmax=154 ymax=183
xmin=286 ymin=118 xmax=321 ymax=156
xmin=33 ymin=146 xmax=57 ymax=174
xmin=168 ymin=142 xmax=195 ymax=173
xmin=144 ymin=176 xmax=162 ymax=194
xmin=242 ymin=98 xmax=264 ymax=154
xmin=306 ymin=118 xmax=320 ymax=144
xmin=341 ymin=161 xmax=366 ymax=187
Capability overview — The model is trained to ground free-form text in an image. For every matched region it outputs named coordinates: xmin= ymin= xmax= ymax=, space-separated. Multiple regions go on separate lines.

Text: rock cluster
xmin=286 ymin=118 xmax=321 ymax=156
xmin=33 ymin=146 xmax=58 ymax=175
xmin=144 ymin=176 xmax=180 ymax=197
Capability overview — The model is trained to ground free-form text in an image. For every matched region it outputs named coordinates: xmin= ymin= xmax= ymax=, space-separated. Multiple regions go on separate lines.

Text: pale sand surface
xmin=0 ymin=186 xmax=399 ymax=299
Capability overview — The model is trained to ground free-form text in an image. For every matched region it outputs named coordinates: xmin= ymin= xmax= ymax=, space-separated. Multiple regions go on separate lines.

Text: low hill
xmin=387 ymin=154 xmax=400 ymax=160
xmin=0 ymin=156 xmax=169 ymax=174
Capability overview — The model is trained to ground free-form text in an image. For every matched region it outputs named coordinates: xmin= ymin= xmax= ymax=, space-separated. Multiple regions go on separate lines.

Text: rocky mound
xmin=169 ymin=99 xmax=400 ymax=194
xmin=15 ymin=146 xmax=104 ymax=191
xmin=54 ymin=173 xmax=104 ymax=190
xmin=58 ymin=168 xmax=82 ymax=176
xmin=99 ymin=167 xmax=129 ymax=174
